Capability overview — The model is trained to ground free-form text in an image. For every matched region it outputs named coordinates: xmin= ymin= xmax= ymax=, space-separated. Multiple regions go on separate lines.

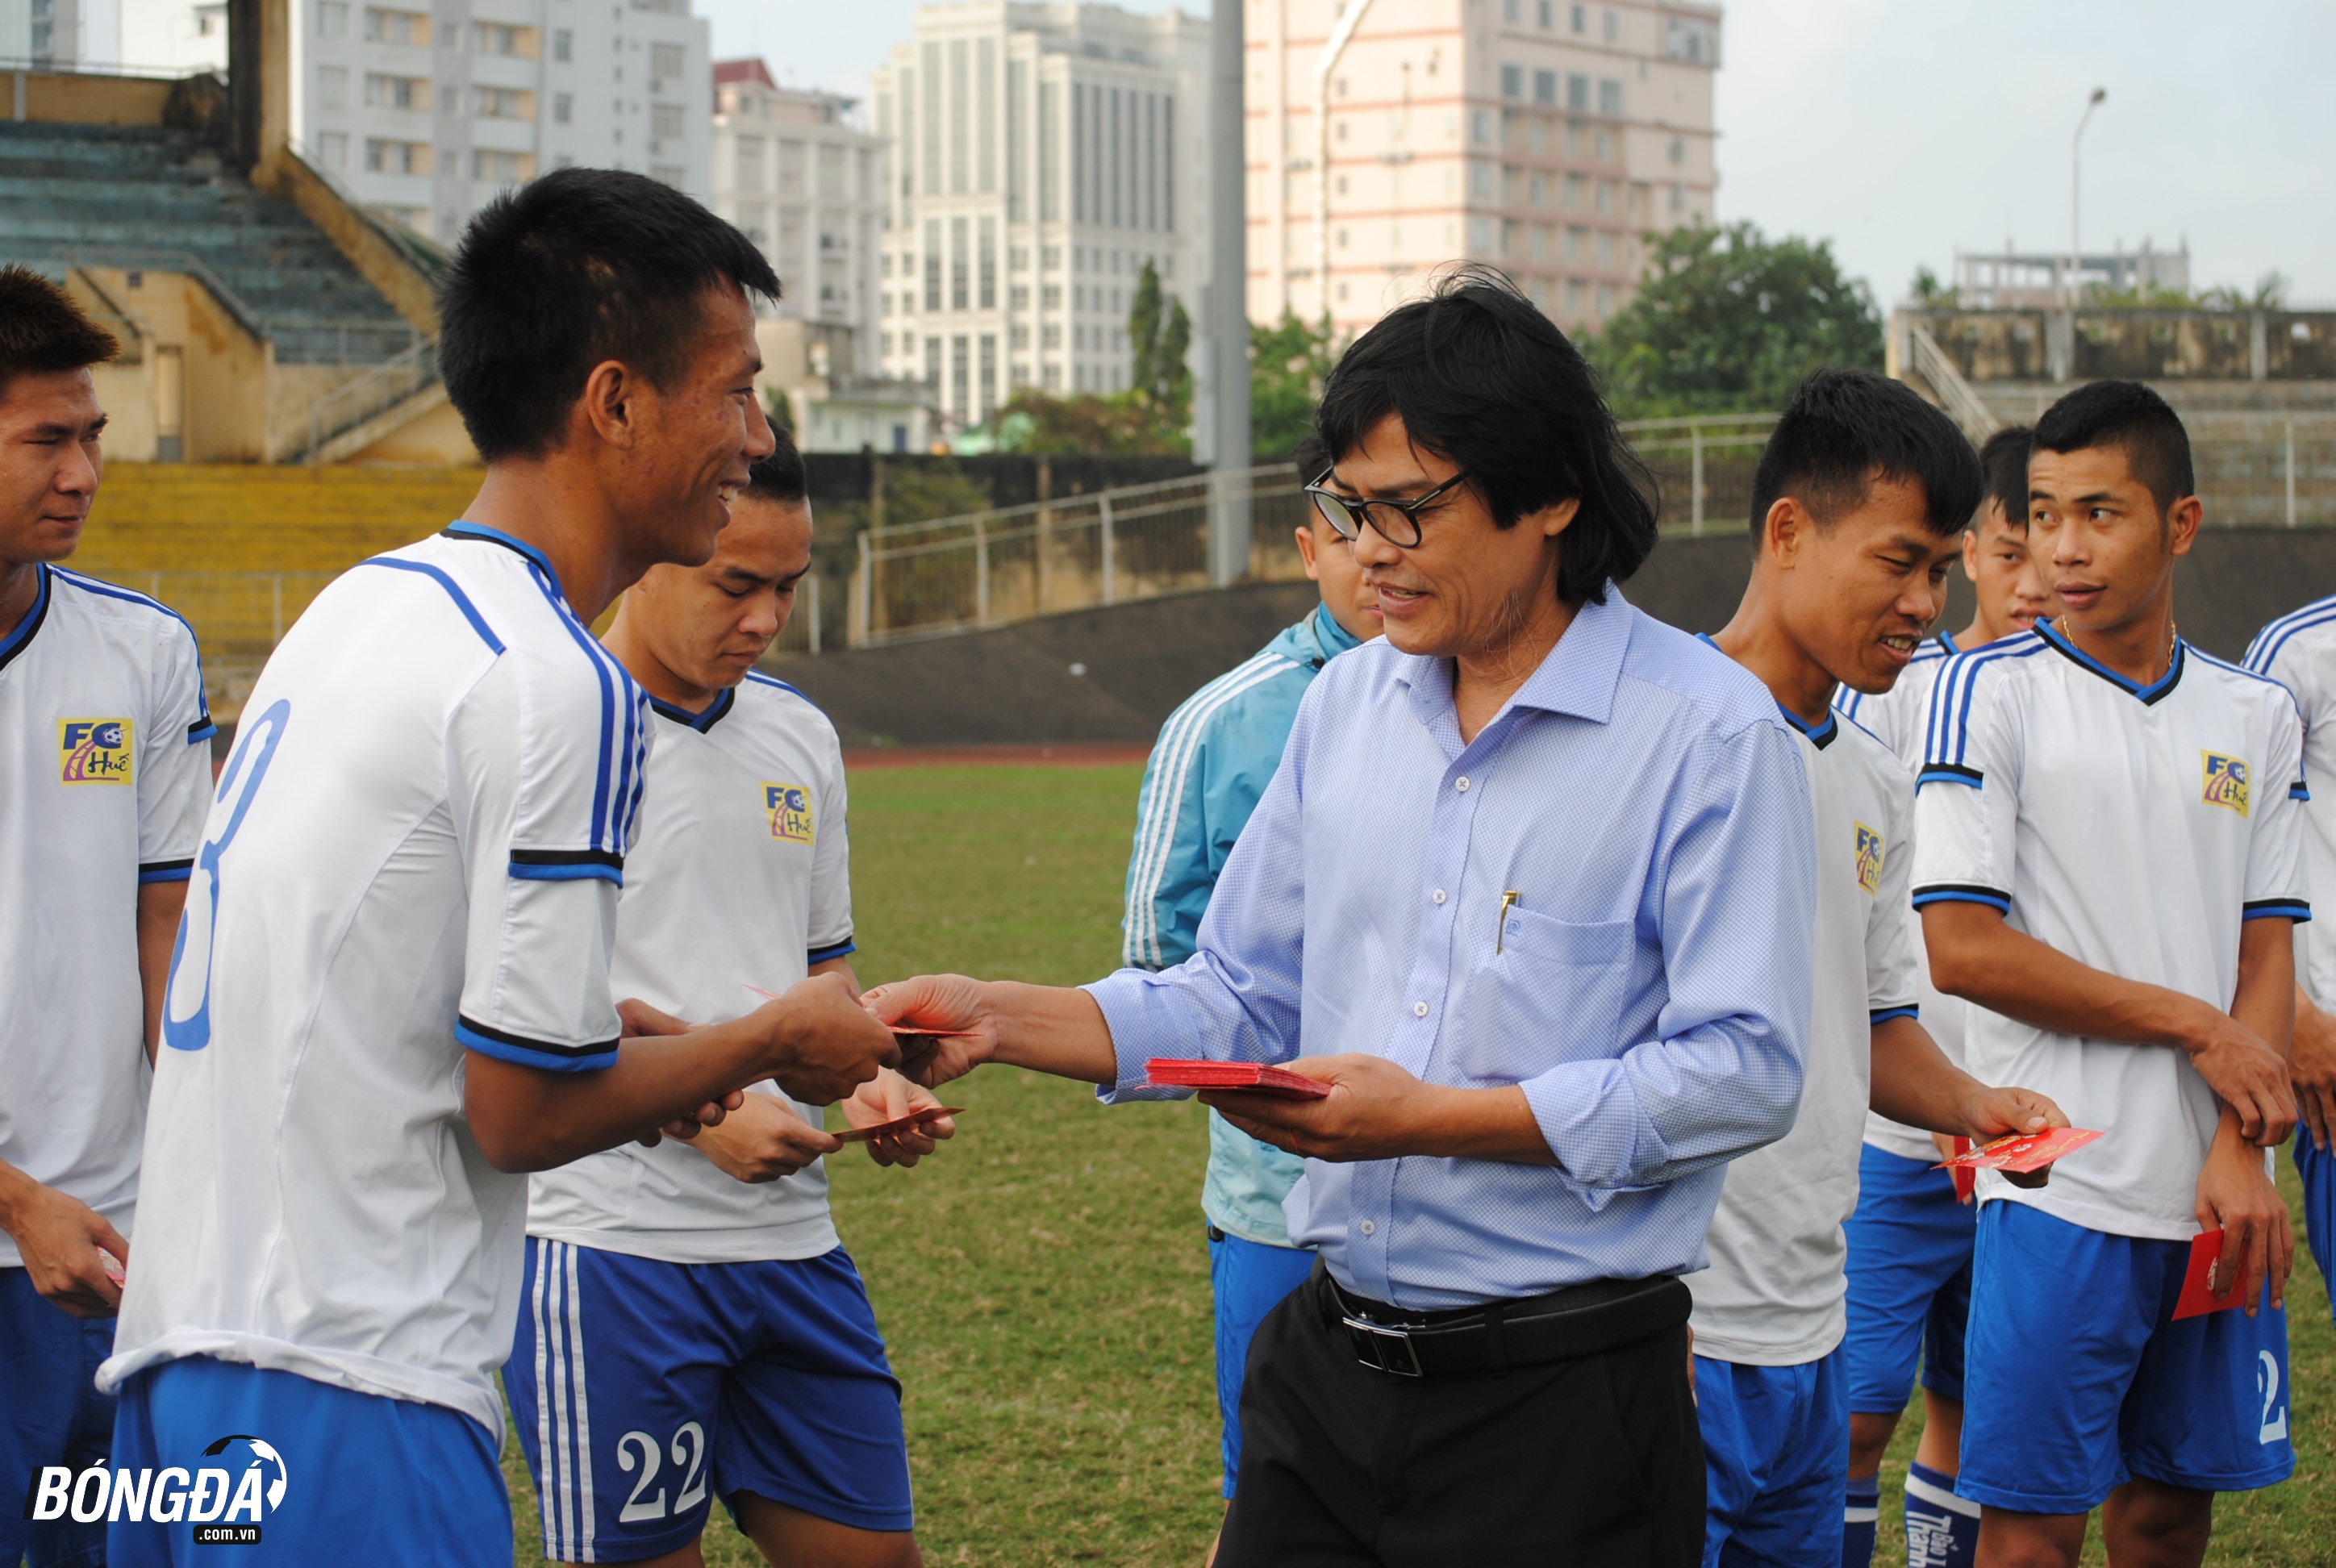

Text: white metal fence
xmin=102 ymin=411 xmax=2336 ymax=665
xmin=851 ymin=464 xmax=1316 ymax=646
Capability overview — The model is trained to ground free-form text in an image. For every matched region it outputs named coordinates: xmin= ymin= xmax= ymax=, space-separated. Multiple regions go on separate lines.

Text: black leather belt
xmin=1320 ymin=1263 xmax=1690 ymax=1378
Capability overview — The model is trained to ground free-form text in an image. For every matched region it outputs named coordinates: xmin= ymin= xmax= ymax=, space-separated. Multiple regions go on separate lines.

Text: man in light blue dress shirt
xmin=873 ymin=272 xmax=1817 ymax=1566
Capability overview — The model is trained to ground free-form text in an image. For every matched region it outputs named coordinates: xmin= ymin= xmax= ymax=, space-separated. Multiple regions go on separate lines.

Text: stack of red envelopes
xmin=1145 ymin=1059 xmax=1332 ymax=1099
xmin=1933 ymin=1126 xmax=2103 ymax=1174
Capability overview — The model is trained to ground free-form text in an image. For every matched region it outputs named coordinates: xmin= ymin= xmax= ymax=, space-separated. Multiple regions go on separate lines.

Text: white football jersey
xmin=528 ymin=670 xmax=855 ymax=1264
xmin=0 ymin=565 xmax=214 ymax=1269
xmin=1837 ymin=631 xmax=1972 ymax=1164
xmin=1913 ymin=623 xmax=2308 ymax=1241
xmin=101 ymin=524 xmax=649 ymax=1434
xmin=2245 ymin=596 xmax=2336 ymax=1011
xmin=1690 ymin=704 xmax=1920 ymax=1366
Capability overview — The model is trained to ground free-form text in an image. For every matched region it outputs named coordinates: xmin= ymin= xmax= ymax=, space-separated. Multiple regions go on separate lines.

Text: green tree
xmin=1587 ymin=220 xmax=1883 ymax=419
xmin=1127 ymin=261 xmax=1193 ymax=432
xmin=1249 ymin=310 xmax=1337 ymax=461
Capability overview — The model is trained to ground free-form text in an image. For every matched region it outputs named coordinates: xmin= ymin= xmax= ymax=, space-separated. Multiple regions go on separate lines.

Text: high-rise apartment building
xmin=868 ymin=1 xmax=1212 ymax=432
xmin=713 ymin=61 xmax=930 ymax=455
xmin=1255 ymin=0 xmax=1719 ymax=339
xmin=119 ymin=0 xmax=711 ymax=243
xmin=711 ymin=63 xmax=883 ymax=343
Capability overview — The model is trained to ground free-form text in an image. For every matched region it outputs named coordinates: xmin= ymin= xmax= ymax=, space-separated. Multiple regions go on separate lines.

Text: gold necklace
xmin=2055 ymin=615 xmax=2177 ymax=682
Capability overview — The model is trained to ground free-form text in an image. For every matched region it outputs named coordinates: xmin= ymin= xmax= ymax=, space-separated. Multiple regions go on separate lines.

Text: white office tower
xmin=868 ymin=2 xmax=1211 ymax=432
xmin=119 ymin=0 xmax=711 ymax=244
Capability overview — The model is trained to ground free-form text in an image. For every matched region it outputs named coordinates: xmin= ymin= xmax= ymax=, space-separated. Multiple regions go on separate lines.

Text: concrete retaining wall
xmin=771 ymin=528 xmax=2336 ymax=748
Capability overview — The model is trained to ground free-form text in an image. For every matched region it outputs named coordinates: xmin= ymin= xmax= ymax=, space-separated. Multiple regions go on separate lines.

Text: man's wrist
xmin=0 ymin=1162 xmax=41 ymax=1236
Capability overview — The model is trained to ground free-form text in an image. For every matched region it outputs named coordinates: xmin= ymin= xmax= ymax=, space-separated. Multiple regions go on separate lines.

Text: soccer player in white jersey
xmin=1831 ymin=423 xmax=2050 ymax=1568
xmin=511 ymin=427 xmax=945 ymax=1568
xmin=1917 ymin=380 xmax=2305 ymax=1568
xmin=1696 ymin=369 xmax=2067 ymax=1568
xmin=2245 ymin=593 xmax=2336 ymax=1324
xmin=0 ymin=267 xmax=214 ymax=1568
xmin=98 ymin=171 xmax=900 ymax=1567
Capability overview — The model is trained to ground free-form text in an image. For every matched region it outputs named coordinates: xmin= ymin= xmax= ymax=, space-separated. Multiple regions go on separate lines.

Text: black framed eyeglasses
xmin=1304 ymin=467 xmax=1471 ymax=548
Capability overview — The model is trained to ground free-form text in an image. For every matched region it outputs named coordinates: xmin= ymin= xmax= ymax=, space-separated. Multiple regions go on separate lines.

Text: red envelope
xmin=1145 ymin=1059 xmax=1333 ymax=1099
xmin=832 ymin=1106 xmax=965 ymax=1144
xmin=2172 ymin=1228 xmax=2252 ymax=1320
xmin=1949 ymin=1137 xmax=1975 ymax=1203
xmin=1934 ymin=1126 xmax=2103 ymax=1175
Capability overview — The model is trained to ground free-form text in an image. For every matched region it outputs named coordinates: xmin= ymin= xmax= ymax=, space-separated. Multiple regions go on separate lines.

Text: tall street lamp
xmin=2070 ymin=86 xmax=2106 ymax=309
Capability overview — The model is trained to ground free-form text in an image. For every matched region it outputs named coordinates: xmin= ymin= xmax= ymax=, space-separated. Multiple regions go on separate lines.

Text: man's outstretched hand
xmin=861 ymin=974 xmax=1001 ymax=1089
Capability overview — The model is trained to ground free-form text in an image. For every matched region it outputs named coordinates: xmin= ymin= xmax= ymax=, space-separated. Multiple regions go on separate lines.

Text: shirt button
xmin=1412 ymin=1002 xmax=1429 ymax=1017
xmin=1360 ymin=1220 xmax=1377 ymax=1235
xmin=1433 ymin=890 xmax=1448 ymax=904
xmin=1455 ymin=776 xmax=1470 ymax=791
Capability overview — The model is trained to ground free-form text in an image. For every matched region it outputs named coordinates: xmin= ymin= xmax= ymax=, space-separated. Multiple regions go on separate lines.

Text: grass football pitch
xmin=505 ymin=760 xmax=2336 ymax=1566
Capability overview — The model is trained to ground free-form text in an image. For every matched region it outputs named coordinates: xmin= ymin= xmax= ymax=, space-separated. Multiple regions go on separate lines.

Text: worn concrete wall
xmin=770 ymin=528 xmax=2336 ymax=748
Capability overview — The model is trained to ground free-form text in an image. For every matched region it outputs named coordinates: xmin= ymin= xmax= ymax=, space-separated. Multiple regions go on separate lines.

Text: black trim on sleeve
xmin=455 ymin=1012 xmax=620 ymax=1060
xmin=509 ymin=848 xmax=626 ymax=871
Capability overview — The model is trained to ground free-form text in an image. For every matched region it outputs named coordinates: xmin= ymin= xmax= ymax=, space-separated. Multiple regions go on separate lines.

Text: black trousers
xmin=1217 ymin=1266 xmax=1705 ymax=1567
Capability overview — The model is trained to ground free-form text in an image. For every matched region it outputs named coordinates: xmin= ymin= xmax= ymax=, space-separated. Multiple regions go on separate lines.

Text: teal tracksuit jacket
xmin=1119 ymin=603 xmax=1364 ymax=1247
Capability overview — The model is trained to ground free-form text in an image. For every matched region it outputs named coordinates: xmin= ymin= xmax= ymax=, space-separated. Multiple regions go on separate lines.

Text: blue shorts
xmin=1 ymin=1268 xmax=116 ymax=1568
xmin=1694 ymin=1346 xmax=1848 ymax=1568
xmin=1207 ymin=1228 xmax=1315 ymax=1498
xmin=1843 ymin=1143 xmax=1975 ymax=1412
xmin=106 ymin=1354 xmax=508 ymax=1567
xmin=2296 ymin=1136 xmax=2334 ymax=1326
xmin=505 ymin=1239 xmax=912 ymax=1562
xmin=1959 ymin=1201 xmax=2294 ymax=1515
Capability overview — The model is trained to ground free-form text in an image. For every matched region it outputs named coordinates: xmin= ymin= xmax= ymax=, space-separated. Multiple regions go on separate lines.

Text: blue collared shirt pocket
xmin=1449 ymin=908 xmax=1637 ymax=1086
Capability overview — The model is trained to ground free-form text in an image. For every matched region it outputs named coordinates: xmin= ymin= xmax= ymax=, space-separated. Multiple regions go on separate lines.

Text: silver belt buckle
xmin=1341 ymin=1315 xmax=1425 ymax=1377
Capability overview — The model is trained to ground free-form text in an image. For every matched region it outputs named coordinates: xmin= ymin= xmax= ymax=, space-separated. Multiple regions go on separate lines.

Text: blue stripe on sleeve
xmin=138 ymin=860 xmax=194 ymax=883
xmin=2242 ymin=899 xmax=2311 ymax=924
xmin=1910 ymin=884 xmax=2012 ymax=914
xmin=807 ymin=939 xmax=859 ymax=963
xmin=456 ymin=1015 xmax=619 ymax=1072
xmin=1869 ymin=1005 xmax=1920 ymax=1025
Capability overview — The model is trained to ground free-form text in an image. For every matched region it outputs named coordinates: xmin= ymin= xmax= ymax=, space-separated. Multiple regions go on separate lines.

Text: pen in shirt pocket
xmin=1495 ymin=890 xmax=1520 ymax=954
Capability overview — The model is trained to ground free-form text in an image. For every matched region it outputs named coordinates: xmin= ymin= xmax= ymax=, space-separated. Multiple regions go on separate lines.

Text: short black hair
xmin=1313 ymin=267 xmax=1655 ymax=604
xmin=437 ymin=168 xmax=780 ymax=462
xmin=1750 ymin=369 xmax=1982 ymax=541
xmin=0 ymin=265 xmax=118 ymax=395
xmin=1977 ymin=425 xmax=2033 ymax=532
xmin=743 ymin=417 xmax=807 ymax=506
xmin=2034 ymin=379 xmax=2193 ymax=514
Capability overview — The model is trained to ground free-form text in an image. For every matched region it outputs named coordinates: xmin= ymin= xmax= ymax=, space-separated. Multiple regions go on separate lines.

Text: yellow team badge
xmin=1854 ymin=823 xmax=1884 ymax=896
xmin=58 ymin=719 xmax=133 ymax=785
xmin=2201 ymin=753 xmax=2250 ymax=817
xmin=764 ymin=782 xmax=815 ymax=844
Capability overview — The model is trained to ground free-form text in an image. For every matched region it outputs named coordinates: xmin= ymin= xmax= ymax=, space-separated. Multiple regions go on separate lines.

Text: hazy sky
xmin=730 ymin=0 xmax=2336 ymax=306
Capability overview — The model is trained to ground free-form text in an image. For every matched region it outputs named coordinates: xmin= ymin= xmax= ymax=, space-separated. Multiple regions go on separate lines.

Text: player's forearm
xmin=465 ymin=1021 xmax=786 ymax=1171
xmin=1865 ymin=1016 xmax=1981 ymax=1135
xmin=2230 ymin=919 xmax=2296 ymax=1062
xmin=136 ymin=880 xmax=188 ymax=1066
xmin=0 ymin=1158 xmax=42 ymax=1239
xmin=1922 ymin=900 xmax=2223 ymax=1049
xmin=978 ymin=981 xmax=1121 ymax=1085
